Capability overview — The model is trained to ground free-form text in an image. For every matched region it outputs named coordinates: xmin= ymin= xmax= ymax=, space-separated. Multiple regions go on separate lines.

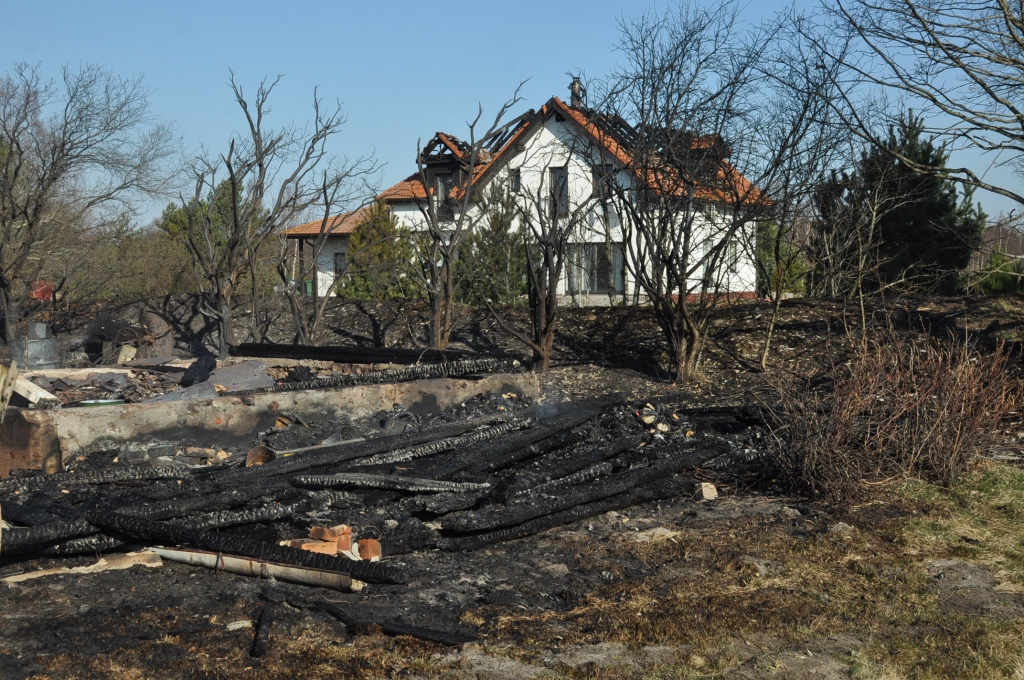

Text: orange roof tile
xmin=282 ymin=206 xmax=373 ymax=238
xmin=378 ymin=96 xmax=764 ymax=207
xmin=378 ymin=174 xmax=428 ymax=202
xmin=550 ymin=97 xmax=764 ymax=206
xmin=379 ymin=116 xmax=538 ymax=204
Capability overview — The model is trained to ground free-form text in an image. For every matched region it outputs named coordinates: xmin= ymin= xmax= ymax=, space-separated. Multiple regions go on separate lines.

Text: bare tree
xmin=0 ymin=62 xmax=174 ymax=343
xmin=180 ymin=74 xmax=374 ymax=358
xmin=484 ymin=143 xmax=597 ymax=371
xmin=412 ymin=87 xmax=526 ymax=350
xmin=824 ymin=0 xmax=1024 ymax=209
xmin=745 ymin=16 xmax=850 ymax=371
xmin=594 ymin=2 xmax=816 ymax=382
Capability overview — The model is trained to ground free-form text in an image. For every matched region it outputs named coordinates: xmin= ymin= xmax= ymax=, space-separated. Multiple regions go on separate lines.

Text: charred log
xmin=438 ymin=474 xmax=695 ymax=551
xmin=219 ymin=419 xmax=496 ymax=482
xmin=0 ymin=464 xmax=192 ymax=494
xmin=0 ymin=519 xmax=97 ymax=555
xmin=442 ymin=441 xmax=728 ymax=533
xmin=250 ymin=603 xmax=275 ymax=658
xmin=351 ymin=419 xmax=530 ymax=467
xmin=316 ymin=600 xmax=477 ymax=645
xmin=507 ymin=436 xmax=638 ymax=494
xmin=293 ymin=473 xmax=489 ymax=494
xmin=87 ymin=510 xmax=405 ymax=584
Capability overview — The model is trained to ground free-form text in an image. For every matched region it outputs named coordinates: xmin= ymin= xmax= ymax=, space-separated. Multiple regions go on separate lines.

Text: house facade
xmin=285 ymin=81 xmax=761 ymax=303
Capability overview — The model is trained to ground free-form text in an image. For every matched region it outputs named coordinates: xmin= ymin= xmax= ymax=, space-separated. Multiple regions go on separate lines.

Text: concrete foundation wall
xmin=0 ymin=372 xmax=540 ymax=477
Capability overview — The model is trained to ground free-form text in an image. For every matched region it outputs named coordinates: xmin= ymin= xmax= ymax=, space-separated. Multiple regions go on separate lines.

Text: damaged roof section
xmin=378 ymin=95 xmax=763 ymax=206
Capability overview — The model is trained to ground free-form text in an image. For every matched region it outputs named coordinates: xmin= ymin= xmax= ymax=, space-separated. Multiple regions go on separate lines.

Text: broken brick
xmin=358 ymin=538 xmax=381 ymax=561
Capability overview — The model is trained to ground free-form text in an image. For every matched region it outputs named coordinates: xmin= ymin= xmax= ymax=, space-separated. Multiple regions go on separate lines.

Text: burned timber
xmin=0 ymin=344 xmax=770 ymax=669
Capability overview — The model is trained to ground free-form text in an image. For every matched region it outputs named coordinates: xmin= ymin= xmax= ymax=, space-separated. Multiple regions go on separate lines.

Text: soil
xmin=1 ymin=293 xmax=1023 ymax=678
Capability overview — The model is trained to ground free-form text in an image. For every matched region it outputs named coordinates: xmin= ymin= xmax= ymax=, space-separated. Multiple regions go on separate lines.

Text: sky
xmin=2 ymin=0 xmax=1018 ymax=222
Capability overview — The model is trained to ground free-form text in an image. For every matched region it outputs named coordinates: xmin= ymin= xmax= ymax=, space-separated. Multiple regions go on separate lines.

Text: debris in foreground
xmin=0 ymin=392 xmax=767 ymax=645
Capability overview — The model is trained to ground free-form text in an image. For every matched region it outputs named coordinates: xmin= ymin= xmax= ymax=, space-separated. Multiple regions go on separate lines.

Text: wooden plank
xmin=13 ymin=377 xmax=57 ymax=406
xmin=0 ymin=362 xmax=19 ymax=428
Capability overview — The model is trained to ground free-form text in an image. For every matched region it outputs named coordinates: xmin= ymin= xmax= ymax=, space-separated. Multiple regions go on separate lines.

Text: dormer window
xmin=435 ymin=172 xmax=455 ymax=222
xmin=435 ymin=172 xmax=454 ymax=197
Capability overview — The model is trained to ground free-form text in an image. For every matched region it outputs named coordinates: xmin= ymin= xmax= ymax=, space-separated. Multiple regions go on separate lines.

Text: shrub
xmin=763 ymin=331 xmax=1018 ymax=501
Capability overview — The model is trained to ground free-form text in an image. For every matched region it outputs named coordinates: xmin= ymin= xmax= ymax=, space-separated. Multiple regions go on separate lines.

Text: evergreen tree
xmin=867 ymin=114 xmax=986 ymax=293
xmin=336 ymin=200 xmax=419 ymax=300
xmin=456 ymin=184 xmax=527 ymax=305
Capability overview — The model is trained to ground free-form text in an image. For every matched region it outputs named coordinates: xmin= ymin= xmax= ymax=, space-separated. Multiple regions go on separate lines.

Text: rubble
xmin=0 ymin=338 xmax=772 ymax=663
xmin=0 ymin=391 xmax=767 ymax=583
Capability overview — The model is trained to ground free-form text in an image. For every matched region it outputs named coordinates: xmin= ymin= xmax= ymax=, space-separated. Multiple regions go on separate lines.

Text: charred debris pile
xmin=0 ymin=351 xmax=770 ymax=642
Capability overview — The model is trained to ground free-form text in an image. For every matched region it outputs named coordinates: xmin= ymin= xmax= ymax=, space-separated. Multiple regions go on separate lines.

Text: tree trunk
xmin=217 ymin=296 xmax=233 ymax=360
xmin=534 ymin=331 xmax=554 ymax=372
xmin=759 ymin=293 xmax=785 ymax=372
xmin=1 ymin=289 xmax=20 ymax=345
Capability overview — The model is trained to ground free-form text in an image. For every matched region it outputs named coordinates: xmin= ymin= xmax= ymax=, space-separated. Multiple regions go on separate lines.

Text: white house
xmin=285 ymin=80 xmax=762 ymax=303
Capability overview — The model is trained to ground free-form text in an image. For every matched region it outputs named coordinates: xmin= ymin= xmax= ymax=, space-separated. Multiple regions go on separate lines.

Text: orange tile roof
xmin=549 ymin=97 xmax=763 ymax=205
xmin=379 ymin=118 xmax=536 ymax=204
xmin=378 ymin=174 xmax=428 ymax=202
xmin=378 ymin=96 xmax=764 ymax=207
xmin=282 ymin=206 xmax=373 ymax=238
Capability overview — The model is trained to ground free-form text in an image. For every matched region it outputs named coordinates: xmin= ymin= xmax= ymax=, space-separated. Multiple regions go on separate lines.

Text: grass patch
xmin=464 ymin=464 xmax=1024 ymax=679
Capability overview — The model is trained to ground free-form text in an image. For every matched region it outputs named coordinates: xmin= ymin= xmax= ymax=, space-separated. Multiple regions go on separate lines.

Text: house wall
xmin=306 ymin=236 xmax=349 ymax=297
xmin=384 ymin=115 xmax=760 ymax=305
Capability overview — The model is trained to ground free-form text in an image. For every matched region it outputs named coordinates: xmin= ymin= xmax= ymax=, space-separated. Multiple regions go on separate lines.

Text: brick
xmin=309 ymin=526 xmax=339 ymax=542
xmin=357 ymin=538 xmax=381 ymax=561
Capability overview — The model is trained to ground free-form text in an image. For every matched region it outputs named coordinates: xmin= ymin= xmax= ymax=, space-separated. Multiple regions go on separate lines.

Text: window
xmin=510 ymin=168 xmax=522 ymax=193
xmin=435 ymin=172 xmax=455 ymax=222
xmin=569 ymin=242 xmax=625 ymax=294
xmin=550 ymin=166 xmax=569 ymax=217
xmin=728 ymin=239 xmax=739 ymax=273
xmin=334 ymin=251 xmax=348 ymax=275
xmin=592 ymin=164 xmax=614 ymax=198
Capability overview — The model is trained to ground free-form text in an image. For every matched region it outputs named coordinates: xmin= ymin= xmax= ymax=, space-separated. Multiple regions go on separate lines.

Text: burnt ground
xmin=3 ymin=295 xmax=1024 ymax=678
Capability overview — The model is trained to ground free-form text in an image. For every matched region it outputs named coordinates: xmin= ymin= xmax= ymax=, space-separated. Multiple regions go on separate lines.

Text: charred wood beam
xmin=165 ymin=491 xmax=358 ymax=531
xmin=438 ymin=474 xmax=695 ymax=552
xmin=518 ymin=461 xmax=615 ymax=497
xmin=231 ymin=342 xmax=481 ymax=365
xmin=293 ymin=473 xmax=489 ymax=494
xmin=315 ymin=600 xmax=477 ymax=645
xmin=0 ymin=518 xmax=97 ymax=556
xmin=441 ymin=441 xmax=729 ymax=533
xmin=0 ymin=464 xmax=192 ymax=495
xmin=225 ymin=358 xmax=521 ymax=397
xmin=116 ymin=480 xmax=298 ymax=520
xmin=0 ymin=499 xmax=62 ymax=526
xmin=218 ymin=419 xmax=496 ymax=482
xmin=87 ymin=510 xmax=405 ymax=584
xmin=412 ymin=403 xmax=615 ymax=481
xmin=250 ymin=603 xmax=275 ymax=658
xmin=351 ymin=419 xmax=531 ymax=468
xmin=41 ymin=534 xmax=123 ymax=556
xmin=507 ymin=436 xmax=638 ymax=494
xmin=164 ymin=504 xmax=293 ymax=531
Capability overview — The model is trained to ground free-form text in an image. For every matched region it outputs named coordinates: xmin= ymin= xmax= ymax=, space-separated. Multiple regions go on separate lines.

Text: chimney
xmin=569 ymin=76 xmax=586 ymax=108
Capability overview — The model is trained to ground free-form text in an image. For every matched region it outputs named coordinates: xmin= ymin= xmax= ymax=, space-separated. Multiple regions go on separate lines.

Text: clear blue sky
xmin=2 ymin=0 xmax=1016 ymax=220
